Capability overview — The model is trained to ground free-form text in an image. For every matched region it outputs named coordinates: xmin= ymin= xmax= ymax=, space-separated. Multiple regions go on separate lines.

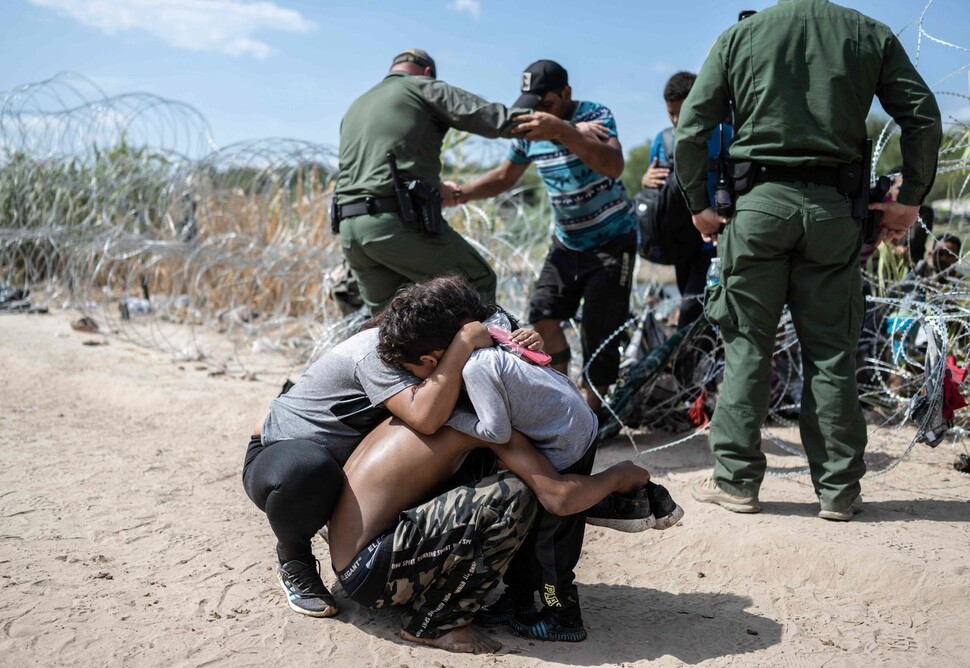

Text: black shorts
xmin=336 ymin=531 xmax=393 ymax=607
xmin=528 ymin=231 xmax=636 ymax=387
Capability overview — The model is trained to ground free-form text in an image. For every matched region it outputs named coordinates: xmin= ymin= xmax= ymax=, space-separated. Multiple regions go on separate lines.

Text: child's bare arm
xmin=491 ymin=431 xmax=649 ymax=517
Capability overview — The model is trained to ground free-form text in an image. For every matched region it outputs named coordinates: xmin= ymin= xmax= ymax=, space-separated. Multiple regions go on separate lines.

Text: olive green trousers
xmin=703 ymin=181 xmax=867 ymax=508
xmin=340 ymin=212 xmax=497 ymax=314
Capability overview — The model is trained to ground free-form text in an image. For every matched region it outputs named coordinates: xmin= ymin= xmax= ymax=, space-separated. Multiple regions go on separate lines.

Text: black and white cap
xmin=514 ymin=60 xmax=568 ymax=109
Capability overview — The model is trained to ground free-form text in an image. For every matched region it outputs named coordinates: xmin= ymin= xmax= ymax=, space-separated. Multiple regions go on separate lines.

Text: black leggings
xmin=242 ymin=436 xmax=343 ymax=563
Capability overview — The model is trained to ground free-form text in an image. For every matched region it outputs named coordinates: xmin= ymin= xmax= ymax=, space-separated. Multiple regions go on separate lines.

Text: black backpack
xmin=634 ymin=128 xmax=702 ymax=265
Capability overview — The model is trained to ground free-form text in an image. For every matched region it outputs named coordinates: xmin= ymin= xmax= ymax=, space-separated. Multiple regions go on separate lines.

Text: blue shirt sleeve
xmin=507 ymin=139 xmax=531 ymax=165
xmin=596 ymin=107 xmax=618 ymax=139
xmin=649 ymin=131 xmax=665 ymax=163
xmin=574 ymin=101 xmax=618 ymax=139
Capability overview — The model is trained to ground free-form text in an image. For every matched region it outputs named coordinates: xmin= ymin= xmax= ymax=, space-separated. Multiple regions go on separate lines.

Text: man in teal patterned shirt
xmin=448 ymin=60 xmax=636 ymax=414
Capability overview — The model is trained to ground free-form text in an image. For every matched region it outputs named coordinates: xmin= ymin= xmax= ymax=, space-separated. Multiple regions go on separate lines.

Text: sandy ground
xmin=1 ymin=308 xmax=968 ymax=667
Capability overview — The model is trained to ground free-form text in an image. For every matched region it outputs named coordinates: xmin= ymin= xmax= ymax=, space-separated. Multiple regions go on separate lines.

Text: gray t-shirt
xmin=446 ymin=347 xmax=597 ymax=471
xmin=260 ymin=328 xmax=416 ymax=465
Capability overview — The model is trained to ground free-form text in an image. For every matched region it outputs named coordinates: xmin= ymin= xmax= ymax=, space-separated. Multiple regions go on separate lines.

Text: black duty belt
xmin=752 ymin=163 xmax=841 ymax=188
xmin=338 ymin=195 xmax=400 ymax=219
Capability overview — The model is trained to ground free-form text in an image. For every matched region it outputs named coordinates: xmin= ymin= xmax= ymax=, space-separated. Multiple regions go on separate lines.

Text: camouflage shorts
xmin=374 ymin=471 xmax=537 ymax=638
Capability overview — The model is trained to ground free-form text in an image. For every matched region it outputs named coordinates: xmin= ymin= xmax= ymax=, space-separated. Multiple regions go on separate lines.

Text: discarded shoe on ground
xmin=71 ymin=316 xmax=100 ymax=333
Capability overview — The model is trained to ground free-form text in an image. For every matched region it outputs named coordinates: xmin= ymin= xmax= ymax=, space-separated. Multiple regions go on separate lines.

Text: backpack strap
xmin=662 ymin=127 xmax=675 ymax=163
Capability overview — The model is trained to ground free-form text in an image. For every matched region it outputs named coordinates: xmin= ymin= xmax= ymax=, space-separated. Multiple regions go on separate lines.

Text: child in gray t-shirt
xmin=446 ymin=345 xmax=597 ymax=471
xmin=445 ymin=325 xmax=597 ymax=640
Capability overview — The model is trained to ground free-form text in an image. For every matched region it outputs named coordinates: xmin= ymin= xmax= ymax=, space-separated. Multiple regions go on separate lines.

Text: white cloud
xmin=447 ymin=0 xmax=481 ymax=20
xmin=28 ymin=0 xmax=316 ymax=59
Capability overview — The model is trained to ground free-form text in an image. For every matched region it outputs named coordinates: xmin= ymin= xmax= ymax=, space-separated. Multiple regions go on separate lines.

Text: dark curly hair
xmin=663 ymin=71 xmax=697 ymax=103
xmin=376 ymin=275 xmax=495 ymax=366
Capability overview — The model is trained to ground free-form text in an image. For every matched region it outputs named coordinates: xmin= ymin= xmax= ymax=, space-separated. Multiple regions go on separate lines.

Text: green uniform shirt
xmin=675 ymin=0 xmax=941 ymax=211
xmin=336 ymin=72 xmax=524 ymax=202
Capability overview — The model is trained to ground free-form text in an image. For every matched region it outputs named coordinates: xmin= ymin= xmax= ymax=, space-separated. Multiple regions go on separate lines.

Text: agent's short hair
xmin=377 ymin=275 xmax=493 ymax=366
xmin=664 ymin=71 xmax=697 ymax=102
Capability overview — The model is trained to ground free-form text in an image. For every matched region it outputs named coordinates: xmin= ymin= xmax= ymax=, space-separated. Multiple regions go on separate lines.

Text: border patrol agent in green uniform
xmin=675 ymin=0 xmax=941 ymax=520
xmin=335 ymin=49 xmax=527 ymax=314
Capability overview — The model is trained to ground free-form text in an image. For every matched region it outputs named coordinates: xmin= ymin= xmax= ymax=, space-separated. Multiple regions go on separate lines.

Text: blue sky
xmin=1 ymin=0 xmax=968 ymax=157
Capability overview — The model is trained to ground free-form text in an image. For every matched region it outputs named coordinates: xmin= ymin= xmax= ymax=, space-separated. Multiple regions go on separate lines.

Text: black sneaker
xmin=510 ymin=606 xmax=587 ymax=642
xmin=585 ymin=487 xmax=655 ymax=532
xmin=277 ymin=559 xmax=339 ymax=618
xmin=644 ymin=481 xmax=685 ymax=530
xmin=475 ymin=589 xmax=537 ymax=626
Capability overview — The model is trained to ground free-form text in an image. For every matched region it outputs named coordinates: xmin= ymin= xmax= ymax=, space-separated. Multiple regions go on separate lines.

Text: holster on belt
xmin=851 ymin=138 xmax=891 ymax=244
xmin=849 ymin=139 xmax=872 ymax=223
xmin=387 ymin=151 xmax=418 ymax=226
xmin=407 ymin=181 xmax=444 ymax=235
xmin=731 ymin=161 xmax=756 ymax=195
xmin=329 ymin=194 xmax=341 ymax=234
